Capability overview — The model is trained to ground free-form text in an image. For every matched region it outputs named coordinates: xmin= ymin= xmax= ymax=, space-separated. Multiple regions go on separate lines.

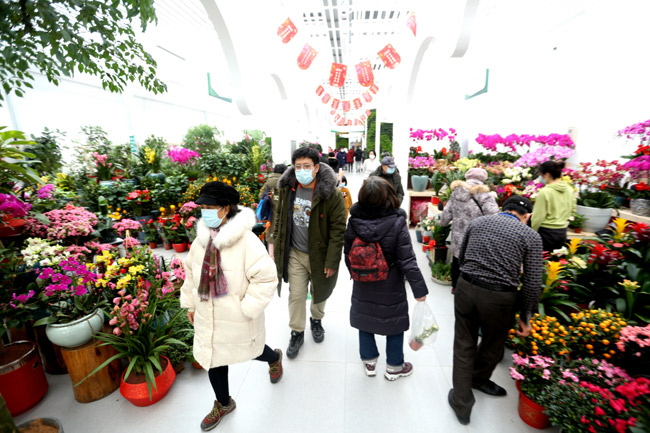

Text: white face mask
xmin=370 ymin=155 xmax=375 ymax=160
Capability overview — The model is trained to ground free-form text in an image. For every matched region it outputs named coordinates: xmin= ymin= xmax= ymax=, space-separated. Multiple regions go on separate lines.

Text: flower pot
xmin=630 ymin=198 xmax=650 ymax=217
xmin=45 ymin=309 xmax=104 ymax=349
xmin=432 ymin=276 xmax=452 ymax=286
xmin=124 ymin=179 xmax=139 ymax=187
xmin=0 ymin=341 xmax=49 ymax=416
xmin=409 ymin=338 xmax=423 ymax=351
xmin=411 ymin=175 xmax=429 ymax=192
xmin=163 ymin=242 xmax=172 ymax=250
xmin=571 ymin=227 xmax=582 ymax=234
xmin=148 ymin=241 xmax=158 ymax=249
xmin=134 ymin=215 xmax=153 ymax=242
xmin=422 ymin=231 xmax=431 ymax=243
xmin=119 ymin=356 xmax=176 ymax=407
xmin=434 ymin=246 xmax=448 ymax=263
xmin=146 ymin=172 xmax=166 ymax=183
xmin=99 ymin=180 xmax=116 ymax=188
xmin=0 ymin=218 xmax=26 ymax=238
xmin=516 ymin=381 xmax=550 ymax=429
xmin=575 ymin=205 xmax=613 ymax=233
xmin=17 ymin=417 xmax=64 ymax=432
xmin=415 ymin=229 xmax=423 ymax=243
xmin=192 ymin=361 xmax=203 ymax=370
xmin=431 ymin=196 xmax=440 ymax=205
xmin=172 ymin=242 xmax=187 ymax=253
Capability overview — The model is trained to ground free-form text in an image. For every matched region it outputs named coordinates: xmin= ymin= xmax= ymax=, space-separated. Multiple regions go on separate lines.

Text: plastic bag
xmin=409 ymin=301 xmax=439 ymax=351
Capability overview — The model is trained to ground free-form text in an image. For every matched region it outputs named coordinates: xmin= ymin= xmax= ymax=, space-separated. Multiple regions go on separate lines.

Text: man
xmin=370 ymin=156 xmax=405 ymax=204
xmin=448 ymin=195 xmax=543 ymax=425
xmin=272 ymin=147 xmax=347 ymax=359
xmin=354 ymin=146 xmax=363 ymax=172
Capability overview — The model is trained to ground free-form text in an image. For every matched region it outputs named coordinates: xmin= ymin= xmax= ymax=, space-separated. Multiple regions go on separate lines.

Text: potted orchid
xmin=92 ymin=152 xmax=113 ymax=182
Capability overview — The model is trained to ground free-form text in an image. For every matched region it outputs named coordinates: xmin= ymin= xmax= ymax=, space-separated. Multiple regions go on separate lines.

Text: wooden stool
xmin=61 ymin=339 xmax=122 ymax=403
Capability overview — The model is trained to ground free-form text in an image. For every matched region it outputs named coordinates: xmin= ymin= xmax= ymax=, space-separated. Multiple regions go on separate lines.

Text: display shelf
xmin=618 ymin=209 xmax=650 ymax=225
xmin=408 ymin=189 xmax=436 ymax=197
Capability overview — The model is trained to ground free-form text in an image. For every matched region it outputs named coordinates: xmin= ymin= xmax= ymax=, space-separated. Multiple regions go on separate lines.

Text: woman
xmin=362 ymin=150 xmax=380 ymax=178
xmin=439 ymin=168 xmax=499 ymax=292
xmin=344 ymin=177 xmax=428 ymax=380
xmin=531 ymin=160 xmax=576 ymax=252
xmin=180 ymin=181 xmax=283 ymax=431
xmin=327 ymin=152 xmax=339 ymax=172
xmin=346 ymin=146 xmax=355 ymax=171
xmin=339 ymin=176 xmax=353 ymax=219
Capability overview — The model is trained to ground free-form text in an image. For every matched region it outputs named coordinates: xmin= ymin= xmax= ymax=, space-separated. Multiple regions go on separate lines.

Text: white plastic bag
xmin=409 ymin=301 xmax=439 ymax=351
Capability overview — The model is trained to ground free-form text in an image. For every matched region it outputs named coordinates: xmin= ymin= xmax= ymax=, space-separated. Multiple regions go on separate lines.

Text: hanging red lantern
xmin=316 ymin=85 xmax=324 ymax=96
xmin=406 ymin=12 xmax=416 ymax=37
xmin=362 ymin=92 xmax=372 ymax=103
xmin=330 ymin=110 xmax=336 ymax=115
xmin=334 ymin=113 xmax=341 ymax=122
xmin=365 ymin=110 xmax=372 ymax=117
xmin=354 ymin=120 xmax=361 ymax=126
xmin=378 ymin=44 xmax=401 ymax=69
xmin=353 ymin=98 xmax=363 ymax=109
xmin=331 ymin=98 xmax=340 ymax=110
xmin=342 ymin=101 xmax=351 ymax=112
xmin=360 ymin=114 xmax=367 ymax=122
xmin=355 ymin=61 xmax=374 ymax=87
xmin=298 ymin=44 xmax=318 ymax=70
xmin=322 ymin=93 xmax=331 ymax=103
xmin=347 ymin=120 xmax=353 ymax=126
xmin=329 ymin=63 xmax=347 ymax=88
xmin=369 ymin=83 xmax=379 ymax=94
xmin=277 ymin=18 xmax=298 ymax=44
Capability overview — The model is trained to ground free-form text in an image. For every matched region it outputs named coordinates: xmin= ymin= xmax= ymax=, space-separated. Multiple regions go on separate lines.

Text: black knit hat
xmin=195 ymin=181 xmax=240 ymax=206
xmin=503 ymin=195 xmax=533 ymax=214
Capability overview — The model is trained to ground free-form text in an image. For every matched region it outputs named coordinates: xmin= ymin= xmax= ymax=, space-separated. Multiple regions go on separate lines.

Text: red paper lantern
xmin=334 ymin=113 xmax=341 ymax=122
xmin=369 ymin=83 xmax=379 ymax=94
xmin=362 ymin=92 xmax=372 ymax=103
xmin=342 ymin=101 xmax=351 ymax=112
xmin=365 ymin=110 xmax=372 ymax=117
xmin=355 ymin=61 xmax=374 ymax=87
xmin=360 ymin=114 xmax=367 ymax=122
xmin=316 ymin=85 xmax=324 ymax=96
xmin=322 ymin=93 xmax=331 ymax=103
xmin=354 ymin=120 xmax=361 ymax=126
xmin=329 ymin=63 xmax=347 ymax=88
xmin=406 ymin=12 xmax=416 ymax=37
xmin=378 ymin=44 xmax=401 ymax=69
xmin=331 ymin=98 xmax=340 ymax=110
xmin=347 ymin=120 xmax=353 ymax=126
xmin=353 ymin=98 xmax=363 ymax=109
xmin=277 ymin=18 xmax=298 ymax=44
xmin=330 ymin=110 xmax=336 ymax=115
xmin=298 ymin=44 xmax=318 ymax=70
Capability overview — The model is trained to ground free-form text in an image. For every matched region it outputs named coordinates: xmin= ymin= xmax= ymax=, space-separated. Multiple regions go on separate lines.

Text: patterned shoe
xmin=363 ymin=359 xmax=377 ymax=377
xmin=269 ymin=349 xmax=283 ymax=384
xmin=200 ymin=398 xmax=236 ymax=431
xmin=384 ymin=362 xmax=414 ymax=381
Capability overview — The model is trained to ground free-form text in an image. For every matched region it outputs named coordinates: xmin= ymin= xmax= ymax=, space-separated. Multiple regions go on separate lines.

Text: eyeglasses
xmin=294 ymin=164 xmax=314 ymax=170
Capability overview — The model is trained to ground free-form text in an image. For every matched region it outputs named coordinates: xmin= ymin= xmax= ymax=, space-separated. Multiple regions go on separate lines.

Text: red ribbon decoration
xmin=406 ymin=12 xmax=416 ymax=37
xmin=278 ymin=18 xmax=298 ymax=44
xmin=298 ymin=44 xmax=318 ymax=70
xmin=342 ymin=101 xmax=351 ymax=112
xmin=369 ymin=83 xmax=379 ymax=94
xmin=316 ymin=85 xmax=324 ymax=96
xmin=365 ymin=110 xmax=372 ymax=117
xmin=353 ymin=98 xmax=363 ymax=109
xmin=362 ymin=92 xmax=372 ymax=103
xmin=331 ymin=98 xmax=340 ymax=110
xmin=355 ymin=61 xmax=374 ymax=87
xmin=322 ymin=93 xmax=331 ymax=104
xmin=378 ymin=44 xmax=401 ymax=69
xmin=329 ymin=63 xmax=347 ymax=88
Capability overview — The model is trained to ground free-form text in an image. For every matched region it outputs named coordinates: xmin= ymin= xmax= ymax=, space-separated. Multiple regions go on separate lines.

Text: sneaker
xmin=286 ymin=331 xmax=304 ymax=359
xmin=363 ymin=359 xmax=377 ymax=377
xmin=200 ymin=398 xmax=236 ymax=431
xmin=384 ymin=362 xmax=414 ymax=381
xmin=269 ymin=349 xmax=283 ymax=383
xmin=310 ymin=317 xmax=325 ymax=343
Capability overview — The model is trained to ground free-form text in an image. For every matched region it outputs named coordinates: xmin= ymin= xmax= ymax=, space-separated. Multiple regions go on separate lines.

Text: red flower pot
xmin=572 ymin=228 xmax=582 ymax=234
xmin=119 ymin=356 xmax=176 ymax=407
xmin=0 ymin=341 xmax=49 ymax=416
xmin=148 ymin=241 xmax=158 ymax=249
xmin=172 ymin=242 xmax=187 ymax=253
xmin=431 ymin=197 xmax=440 ymax=205
xmin=516 ymin=381 xmax=550 ymax=429
xmin=0 ymin=218 xmax=26 ymax=237
xmin=163 ymin=242 xmax=172 ymax=250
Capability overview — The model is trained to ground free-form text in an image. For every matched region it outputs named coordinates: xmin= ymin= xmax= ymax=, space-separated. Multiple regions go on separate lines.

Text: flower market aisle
xmin=13 ymin=171 xmax=549 ymax=433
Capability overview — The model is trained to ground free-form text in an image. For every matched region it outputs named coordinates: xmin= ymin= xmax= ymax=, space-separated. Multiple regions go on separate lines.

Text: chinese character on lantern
xmin=298 ymin=44 xmax=318 ymax=70
xmin=329 ymin=63 xmax=347 ymax=88
xmin=378 ymin=44 xmax=401 ymax=69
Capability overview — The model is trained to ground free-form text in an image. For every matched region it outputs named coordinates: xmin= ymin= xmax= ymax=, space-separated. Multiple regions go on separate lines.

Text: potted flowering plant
xmin=0 ymin=192 xmax=31 ymax=238
xmin=157 ymin=214 xmax=186 ymax=251
xmin=92 ymin=152 xmax=113 ymax=182
xmin=126 ymin=189 xmax=152 ymax=217
xmin=112 ymin=218 xmax=142 ymax=238
xmin=179 ymin=201 xmax=199 ymax=243
xmin=623 ymin=182 xmax=650 ymax=216
xmin=25 ymin=204 xmax=98 ymax=245
xmin=509 ymin=353 xmax=558 ymax=429
xmin=142 ymin=218 xmax=160 ymax=248
xmin=576 ymin=190 xmax=618 ymax=232
xmin=615 ymin=324 xmax=650 ymax=377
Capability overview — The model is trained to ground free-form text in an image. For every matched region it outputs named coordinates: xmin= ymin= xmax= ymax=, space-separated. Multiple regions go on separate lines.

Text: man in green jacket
xmin=370 ymin=156 xmax=405 ymax=204
xmin=271 ymin=147 xmax=347 ymax=359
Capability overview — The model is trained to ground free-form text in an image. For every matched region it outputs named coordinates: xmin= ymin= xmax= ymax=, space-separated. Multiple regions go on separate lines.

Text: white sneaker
xmin=384 ymin=362 xmax=414 ymax=381
xmin=363 ymin=360 xmax=377 ymax=377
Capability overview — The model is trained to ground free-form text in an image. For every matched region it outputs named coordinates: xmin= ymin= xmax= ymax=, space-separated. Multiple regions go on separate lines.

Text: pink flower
xmin=509 ymin=367 xmax=525 ymax=381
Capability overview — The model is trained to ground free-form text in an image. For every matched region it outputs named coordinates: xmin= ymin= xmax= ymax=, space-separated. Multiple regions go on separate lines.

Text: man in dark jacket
xmin=448 ymin=195 xmax=542 ymax=426
xmin=354 ymin=147 xmax=363 ymax=172
xmin=336 ymin=149 xmax=347 ymax=171
xmin=370 ymin=156 xmax=405 ymax=204
xmin=271 ymin=147 xmax=347 ymax=359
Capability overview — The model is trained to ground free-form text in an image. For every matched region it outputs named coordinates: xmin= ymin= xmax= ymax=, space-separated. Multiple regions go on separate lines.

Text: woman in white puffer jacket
xmin=180 ymin=181 xmax=282 ymax=432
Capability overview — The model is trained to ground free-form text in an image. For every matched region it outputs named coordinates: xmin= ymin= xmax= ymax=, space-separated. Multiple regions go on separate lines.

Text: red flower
xmin=600 ymin=184 xmax=606 ymax=190
xmin=634 ymin=182 xmax=650 ymax=192
xmin=595 ymin=406 xmax=605 ymax=416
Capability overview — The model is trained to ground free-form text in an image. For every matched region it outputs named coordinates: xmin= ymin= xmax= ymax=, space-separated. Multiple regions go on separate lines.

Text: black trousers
xmin=537 ymin=227 xmax=567 ymax=253
xmin=208 ymin=345 xmax=278 ymax=405
xmin=451 ymin=277 xmax=517 ymax=417
xmin=451 ymin=256 xmax=461 ymax=289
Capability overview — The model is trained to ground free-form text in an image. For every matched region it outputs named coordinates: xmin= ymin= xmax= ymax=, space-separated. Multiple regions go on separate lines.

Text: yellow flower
xmin=545 ymin=261 xmax=563 ymax=287
xmin=618 ymin=280 xmax=640 ymax=292
xmin=144 ymin=147 xmax=156 ymax=164
xmin=567 ymin=238 xmax=581 ymax=255
xmin=612 ymin=217 xmax=628 ymax=241
xmin=160 ymin=207 xmax=166 ymax=212
xmin=170 ymin=205 xmax=176 ymax=210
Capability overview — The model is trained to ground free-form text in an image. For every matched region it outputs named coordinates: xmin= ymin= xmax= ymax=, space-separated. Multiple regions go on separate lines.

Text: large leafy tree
xmin=0 ymin=0 xmax=167 ymax=104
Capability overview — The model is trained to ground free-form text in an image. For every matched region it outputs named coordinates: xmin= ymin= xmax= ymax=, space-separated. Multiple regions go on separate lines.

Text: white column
xmin=375 ymin=111 xmax=381 ymax=156
xmin=392 ymin=118 xmax=411 ymax=213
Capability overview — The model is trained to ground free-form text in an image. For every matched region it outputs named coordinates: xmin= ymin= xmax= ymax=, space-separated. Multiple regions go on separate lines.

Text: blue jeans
xmin=359 ymin=330 xmax=404 ymax=367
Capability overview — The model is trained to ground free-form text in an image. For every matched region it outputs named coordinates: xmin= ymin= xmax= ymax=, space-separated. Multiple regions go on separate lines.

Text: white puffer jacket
xmin=180 ymin=207 xmax=278 ymax=369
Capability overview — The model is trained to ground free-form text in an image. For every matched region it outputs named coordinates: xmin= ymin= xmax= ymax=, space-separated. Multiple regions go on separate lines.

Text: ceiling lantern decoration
xmin=315 ymin=85 xmax=324 ymax=96
xmin=378 ymin=44 xmax=401 ymax=69
xmin=355 ymin=61 xmax=374 ymax=87
xmin=277 ymin=18 xmax=298 ymax=44
xmin=331 ymin=98 xmax=340 ymax=110
xmin=342 ymin=101 xmax=351 ymax=113
xmin=407 ymin=12 xmax=416 ymax=37
xmin=297 ymin=44 xmax=318 ymax=70
xmin=329 ymin=63 xmax=347 ymax=88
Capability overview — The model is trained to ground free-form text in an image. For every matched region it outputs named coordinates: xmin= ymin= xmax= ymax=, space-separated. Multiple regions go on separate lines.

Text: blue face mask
xmin=201 ymin=208 xmax=224 ymax=228
xmin=538 ymin=175 xmax=546 ymax=185
xmin=296 ymin=169 xmax=315 ymax=185
xmin=386 ymin=167 xmax=396 ymax=175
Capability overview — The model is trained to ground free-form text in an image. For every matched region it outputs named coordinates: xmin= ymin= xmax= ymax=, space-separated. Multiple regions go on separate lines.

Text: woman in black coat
xmin=344 ymin=177 xmax=428 ymax=380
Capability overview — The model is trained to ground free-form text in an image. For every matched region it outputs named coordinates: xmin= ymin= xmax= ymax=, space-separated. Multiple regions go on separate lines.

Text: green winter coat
xmin=271 ymin=163 xmax=347 ymax=304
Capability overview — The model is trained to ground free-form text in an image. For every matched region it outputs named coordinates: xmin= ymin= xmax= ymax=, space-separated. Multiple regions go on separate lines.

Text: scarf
xmin=198 ymin=228 xmax=228 ymax=301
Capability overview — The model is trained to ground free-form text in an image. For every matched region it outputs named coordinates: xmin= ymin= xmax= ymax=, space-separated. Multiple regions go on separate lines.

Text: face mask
xmin=202 ymin=208 xmax=224 ymax=228
xmin=538 ymin=175 xmax=546 ymax=185
xmin=370 ymin=155 xmax=375 ymax=160
xmin=340 ymin=183 xmax=346 ymax=188
xmin=296 ymin=169 xmax=315 ymax=185
xmin=386 ymin=167 xmax=396 ymax=175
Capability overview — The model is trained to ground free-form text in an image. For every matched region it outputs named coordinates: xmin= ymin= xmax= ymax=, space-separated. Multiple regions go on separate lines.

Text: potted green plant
xmin=576 ymin=190 xmax=617 ymax=232
xmin=430 ymin=261 xmax=451 ymax=285
xmin=567 ymin=212 xmax=585 ymax=233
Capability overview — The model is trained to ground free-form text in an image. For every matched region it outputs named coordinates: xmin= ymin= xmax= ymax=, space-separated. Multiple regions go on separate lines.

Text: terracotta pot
xmin=516 ymin=381 xmax=550 ymax=429
xmin=163 ymin=242 xmax=172 ymax=250
xmin=0 ymin=341 xmax=49 ymax=416
xmin=119 ymin=356 xmax=176 ymax=407
xmin=148 ymin=241 xmax=158 ymax=249
xmin=572 ymin=227 xmax=582 ymax=234
xmin=16 ymin=418 xmax=63 ymax=433
xmin=409 ymin=338 xmax=423 ymax=351
xmin=172 ymin=242 xmax=187 ymax=253
xmin=0 ymin=218 xmax=26 ymax=237
xmin=192 ymin=361 xmax=203 ymax=370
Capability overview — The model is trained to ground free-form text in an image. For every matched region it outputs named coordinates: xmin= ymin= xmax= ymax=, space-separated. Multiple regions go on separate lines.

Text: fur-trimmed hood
xmin=450 ymin=180 xmax=490 ymax=202
xmin=195 ymin=206 xmax=256 ymax=250
xmin=277 ymin=162 xmax=338 ymax=200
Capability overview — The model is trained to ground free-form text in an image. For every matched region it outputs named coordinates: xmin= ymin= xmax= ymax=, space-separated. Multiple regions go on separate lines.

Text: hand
xmin=324 ymin=268 xmax=336 ymax=278
xmin=516 ymin=317 xmax=531 ymax=337
xmin=187 ymin=311 xmax=195 ymax=324
xmin=416 ymin=296 xmax=427 ymax=302
xmin=268 ymin=243 xmax=274 ymax=260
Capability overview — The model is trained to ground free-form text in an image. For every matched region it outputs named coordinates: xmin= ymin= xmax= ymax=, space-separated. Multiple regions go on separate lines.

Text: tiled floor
xmin=13 ymin=169 xmax=556 ymax=432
